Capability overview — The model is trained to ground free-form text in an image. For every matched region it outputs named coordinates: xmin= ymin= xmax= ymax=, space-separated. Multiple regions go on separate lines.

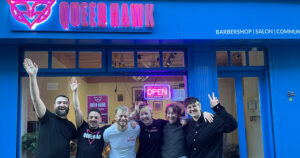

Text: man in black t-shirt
xmin=70 ymin=77 xmax=109 ymax=158
xmin=24 ymin=58 xmax=77 ymax=158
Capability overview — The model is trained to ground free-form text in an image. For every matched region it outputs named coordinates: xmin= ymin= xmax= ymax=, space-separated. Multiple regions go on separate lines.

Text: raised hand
xmin=208 ymin=92 xmax=220 ymax=108
xmin=23 ymin=58 xmax=38 ymax=76
xmin=70 ymin=77 xmax=79 ymax=92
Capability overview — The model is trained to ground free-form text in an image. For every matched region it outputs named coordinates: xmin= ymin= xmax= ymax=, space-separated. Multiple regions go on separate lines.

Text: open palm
xmin=70 ymin=77 xmax=79 ymax=91
xmin=23 ymin=58 xmax=38 ymax=76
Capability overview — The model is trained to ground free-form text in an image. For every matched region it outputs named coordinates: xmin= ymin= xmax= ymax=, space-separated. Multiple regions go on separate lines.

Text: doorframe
xmin=218 ymin=71 xmax=275 ymax=158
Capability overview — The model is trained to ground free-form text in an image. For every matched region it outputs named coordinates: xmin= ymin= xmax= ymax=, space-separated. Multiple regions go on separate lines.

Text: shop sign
xmin=87 ymin=95 xmax=109 ymax=124
xmin=144 ymin=84 xmax=170 ymax=100
xmin=7 ymin=0 xmax=154 ymax=32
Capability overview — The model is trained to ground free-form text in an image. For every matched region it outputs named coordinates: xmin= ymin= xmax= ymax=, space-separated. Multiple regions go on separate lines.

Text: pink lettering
xmin=145 ymin=4 xmax=154 ymax=28
xmin=57 ymin=2 xmax=154 ymax=30
xmin=157 ymin=89 xmax=162 ymax=95
xmin=121 ymin=3 xmax=130 ymax=27
xmin=110 ymin=3 xmax=119 ymax=27
xmin=89 ymin=2 xmax=97 ymax=27
xmin=70 ymin=2 xmax=80 ymax=27
xmin=81 ymin=2 xmax=88 ymax=27
xmin=130 ymin=4 xmax=144 ymax=28
xmin=147 ymin=89 xmax=152 ymax=96
xmin=162 ymin=89 xmax=167 ymax=95
xmin=59 ymin=2 xmax=69 ymax=30
xmin=97 ymin=3 xmax=107 ymax=27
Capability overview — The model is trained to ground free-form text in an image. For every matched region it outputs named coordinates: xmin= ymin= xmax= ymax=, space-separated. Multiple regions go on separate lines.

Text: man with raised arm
xmin=103 ymin=106 xmax=140 ymax=158
xmin=70 ymin=77 xmax=110 ymax=158
xmin=184 ymin=93 xmax=238 ymax=158
xmin=23 ymin=58 xmax=77 ymax=158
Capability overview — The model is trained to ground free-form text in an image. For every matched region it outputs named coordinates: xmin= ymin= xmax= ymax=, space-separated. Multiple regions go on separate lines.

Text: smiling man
xmin=70 ymin=77 xmax=110 ymax=158
xmin=103 ymin=106 xmax=140 ymax=158
xmin=23 ymin=58 xmax=77 ymax=158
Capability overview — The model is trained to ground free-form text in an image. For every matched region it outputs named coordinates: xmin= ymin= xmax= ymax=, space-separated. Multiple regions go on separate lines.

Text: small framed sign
xmin=153 ymin=101 xmax=163 ymax=111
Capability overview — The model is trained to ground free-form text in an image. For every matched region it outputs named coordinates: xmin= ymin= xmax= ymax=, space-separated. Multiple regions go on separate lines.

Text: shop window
xmin=112 ymin=51 xmax=134 ymax=68
xmin=230 ymin=51 xmax=246 ymax=66
xmin=137 ymin=51 xmax=160 ymax=68
xmin=52 ymin=51 xmax=76 ymax=68
xmin=163 ymin=51 xmax=185 ymax=67
xmin=24 ymin=51 xmax=48 ymax=68
xmin=249 ymin=51 xmax=264 ymax=66
xmin=216 ymin=51 xmax=228 ymax=66
xmin=79 ymin=51 xmax=102 ymax=68
xmin=217 ymin=49 xmax=266 ymax=68
xmin=21 ymin=76 xmax=187 ymax=157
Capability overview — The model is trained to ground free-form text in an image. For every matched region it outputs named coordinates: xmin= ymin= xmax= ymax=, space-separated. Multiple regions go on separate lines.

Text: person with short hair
xmin=70 ymin=77 xmax=110 ymax=158
xmin=135 ymin=102 xmax=166 ymax=158
xmin=184 ymin=93 xmax=238 ymax=158
xmin=161 ymin=103 xmax=187 ymax=158
xmin=23 ymin=58 xmax=77 ymax=158
xmin=103 ymin=105 xmax=140 ymax=158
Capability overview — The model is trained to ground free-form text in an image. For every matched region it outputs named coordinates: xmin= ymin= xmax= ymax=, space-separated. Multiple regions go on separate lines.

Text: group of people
xmin=23 ymin=58 xmax=238 ymax=158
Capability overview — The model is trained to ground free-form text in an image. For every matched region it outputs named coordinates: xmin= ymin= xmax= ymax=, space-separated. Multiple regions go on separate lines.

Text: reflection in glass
xmin=216 ymin=51 xmax=228 ymax=66
xmin=52 ymin=51 xmax=76 ymax=68
xmin=24 ymin=51 xmax=48 ymax=68
xmin=79 ymin=51 xmax=102 ymax=68
xmin=218 ymin=78 xmax=240 ymax=158
xmin=249 ymin=51 xmax=264 ymax=66
xmin=163 ymin=51 xmax=185 ymax=67
xmin=231 ymin=51 xmax=246 ymax=66
xmin=112 ymin=51 xmax=134 ymax=68
xmin=242 ymin=77 xmax=264 ymax=158
xmin=137 ymin=51 xmax=160 ymax=68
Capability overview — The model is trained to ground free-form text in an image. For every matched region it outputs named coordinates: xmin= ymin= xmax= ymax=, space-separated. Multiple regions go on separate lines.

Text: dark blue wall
xmin=268 ymin=45 xmax=300 ymax=157
xmin=0 ymin=45 xmax=19 ymax=158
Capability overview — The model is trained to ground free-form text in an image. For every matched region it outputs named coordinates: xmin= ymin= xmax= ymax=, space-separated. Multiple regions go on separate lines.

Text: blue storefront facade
xmin=0 ymin=0 xmax=299 ymax=158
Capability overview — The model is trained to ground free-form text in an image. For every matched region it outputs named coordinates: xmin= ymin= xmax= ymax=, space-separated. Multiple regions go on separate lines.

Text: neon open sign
xmin=144 ymin=84 xmax=171 ymax=100
xmin=7 ymin=0 xmax=154 ymax=32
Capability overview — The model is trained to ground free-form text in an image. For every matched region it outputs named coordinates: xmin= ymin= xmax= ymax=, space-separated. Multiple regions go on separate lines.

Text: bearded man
xmin=23 ymin=58 xmax=77 ymax=158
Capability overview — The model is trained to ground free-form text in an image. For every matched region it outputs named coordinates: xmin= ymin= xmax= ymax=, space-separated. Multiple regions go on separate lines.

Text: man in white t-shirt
xmin=103 ymin=105 xmax=140 ymax=158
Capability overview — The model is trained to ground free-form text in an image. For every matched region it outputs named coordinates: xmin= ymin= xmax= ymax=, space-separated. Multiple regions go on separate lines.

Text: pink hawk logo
xmin=7 ymin=0 xmax=56 ymax=29
xmin=94 ymin=96 xmax=103 ymax=102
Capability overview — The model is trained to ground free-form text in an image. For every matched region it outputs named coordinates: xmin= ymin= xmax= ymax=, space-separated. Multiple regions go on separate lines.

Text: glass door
xmin=218 ymin=76 xmax=265 ymax=158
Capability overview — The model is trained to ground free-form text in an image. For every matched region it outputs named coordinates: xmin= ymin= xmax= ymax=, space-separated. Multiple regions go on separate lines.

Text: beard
xmin=55 ymin=107 xmax=69 ymax=117
xmin=88 ymin=121 xmax=99 ymax=129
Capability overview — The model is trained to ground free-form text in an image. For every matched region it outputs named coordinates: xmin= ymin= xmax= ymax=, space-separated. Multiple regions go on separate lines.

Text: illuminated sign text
xmin=144 ymin=84 xmax=170 ymax=100
xmin=8 ymin=0 xmax=155 ymax=32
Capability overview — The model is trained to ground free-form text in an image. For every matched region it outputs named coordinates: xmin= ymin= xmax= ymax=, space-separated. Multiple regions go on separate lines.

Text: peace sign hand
xmin=208 ymin=92 xmax=220 ymax=108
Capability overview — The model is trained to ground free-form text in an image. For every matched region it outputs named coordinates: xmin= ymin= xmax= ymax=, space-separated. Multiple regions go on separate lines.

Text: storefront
xmin=1 ymin=0 xmax=300 ymax=158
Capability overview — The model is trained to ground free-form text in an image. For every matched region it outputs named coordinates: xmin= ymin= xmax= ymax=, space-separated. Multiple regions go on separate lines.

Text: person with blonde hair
xmin=103 ymin=106 xmax=140 ymax=158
